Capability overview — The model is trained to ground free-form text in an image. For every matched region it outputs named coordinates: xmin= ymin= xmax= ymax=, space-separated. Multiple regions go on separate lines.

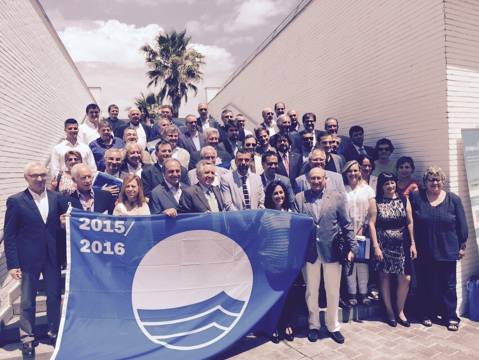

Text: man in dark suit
xmin=220 ymin=121 xmax=242 ymax=157
xmin=317 ymin=117 xmax=350 ymax=154
xmin=340 ymin=125 xmax=375 ymax=161
xmin=4 ymin=163 xmax=67 ymax=356
xmin=271 ymin=133 xmax=303 ymax=186
xmin=318 ymin=134 xmax=345 ymax=173
xmin=105 ymin=104 xmax=126 ymax=134
xmin=196 ymin=103 xmax=220 ymax=132
xmin=300 ymin=112 xmax=322 ymax=148
xmin=68 ymin=164 xmax=115 ymax=214
xmin=179 ymin=160 xmax=225 ymax=213
xmin=114 ymin=107 xmax=151 ymax=150
xmin=149 ymin=159 xmax=187 ymax=216
xmin=269 ymin=115 xmax=300 ymax=152
xmin=141 ymin=140 xmax=189 ymax=198
xmin=178 ymin=114 xmax=207 ymax=154
xmin=189 ymin=128 xmax=233 ymax=170
xmin=260 ymin=150 xmax=295 ymax=205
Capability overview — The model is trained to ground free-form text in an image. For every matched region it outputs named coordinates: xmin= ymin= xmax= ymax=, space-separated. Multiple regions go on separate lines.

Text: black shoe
xmin=270 ymin=330 xmax=280 ymax=344
xmin=283 ymin=326 xmax=294 ymax=341
xmin=329 ymin=331 xmax=345 ymax=344
xmin=307 ymin=329 xmax=319 ymax=342
xmin=398 ymin=318 xmax=410 ymax=327
xmin=387 ymin=319 xmax=397 ymax=327
xmin=21 ymin=342 xmax=35 ymax=358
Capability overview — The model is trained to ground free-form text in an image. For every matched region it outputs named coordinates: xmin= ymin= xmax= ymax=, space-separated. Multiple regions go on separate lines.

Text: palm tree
xmin=134 ymin=92 xmax=157 ymax=122
xmin=140 ymin=30 xmax=205 ymax=117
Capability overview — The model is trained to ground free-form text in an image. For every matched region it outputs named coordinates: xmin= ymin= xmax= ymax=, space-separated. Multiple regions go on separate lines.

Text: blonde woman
xmin=113 ymin=174 xmax=150 ymax=216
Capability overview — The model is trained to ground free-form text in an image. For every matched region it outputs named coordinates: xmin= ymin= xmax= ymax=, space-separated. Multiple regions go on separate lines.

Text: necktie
xmin=283 ymin=154 xmax=290 ymax=176
xmin=358 ymin=147 xmax=367 ymax=155
xmin=206 ymin=188 xmax=219 ymax=212
xmin=241 ymin=176 xmax=251 ymax=209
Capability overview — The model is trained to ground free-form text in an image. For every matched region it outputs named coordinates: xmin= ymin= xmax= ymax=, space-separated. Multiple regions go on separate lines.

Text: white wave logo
xmin=132 ymin=230 xmax=253 ymax=351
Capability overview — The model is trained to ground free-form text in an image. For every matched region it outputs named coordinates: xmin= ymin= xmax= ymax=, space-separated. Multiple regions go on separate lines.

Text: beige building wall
xmin=0 ymin=0 xmax=94 ymax=321
xmin=209 ymin=0 xmax=479 ymax=312
xmin=445 ymin=0 xmax=479 ymax=311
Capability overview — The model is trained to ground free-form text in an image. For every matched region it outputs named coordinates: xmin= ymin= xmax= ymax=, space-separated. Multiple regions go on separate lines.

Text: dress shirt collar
xmin=28 ymin=188 xmax=47 ymax=200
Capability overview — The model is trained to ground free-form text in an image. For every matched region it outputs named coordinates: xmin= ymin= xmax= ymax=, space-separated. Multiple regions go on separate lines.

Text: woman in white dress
xmin=342 ymin=160 xmax=376 ymax=306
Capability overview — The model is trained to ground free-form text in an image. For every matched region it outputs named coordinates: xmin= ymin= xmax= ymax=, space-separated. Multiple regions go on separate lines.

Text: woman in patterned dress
xmin=368 ymin=172 xmax=417 ymax=327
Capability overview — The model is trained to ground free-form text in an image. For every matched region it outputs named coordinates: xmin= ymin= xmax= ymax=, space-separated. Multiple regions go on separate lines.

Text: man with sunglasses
xmin=196 ymin=103 xmax=219 ymax=132
xmin=178 ymin=114 xmax=207 ymax=154
xmin=260 ymin=107 xmax=278 ymax=136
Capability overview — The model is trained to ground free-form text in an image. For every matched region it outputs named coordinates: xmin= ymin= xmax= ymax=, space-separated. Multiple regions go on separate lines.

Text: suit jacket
xmin=4 ymin=190 xmax=68 ymax=271
xmin=294 ymin=188 xmax=357 ymax=263
xmin=188 ymin=165 xmax=229 ymax=186
xmin=270 ymin=132 xmax=301 ymax=152
xmin=220 ymin=171 xmax=265 ymax=211
xmin=141 ymin=162 xmax=190 ymax=198
xmin=324 ymin=153 xmax=345 ymax=173
xmin=196 ymin=116 xmax=220 ymax=132
xmin=260 ymin=173 xmax=295 ymax=205
xmin=69 ymin=188 xmax=115 ymax=214
xmin=178 ymin=183 xmax=225 ymax=213
xmin=276 ymin=151 xmax=303 ymax=185
xmin=189 ymin=145 xmax=233 ymax=170
xmin=114 ymin=122 xmax=151 ymax=143
xmin=340 ymin=142 xmax=375 ymax=162
xmin=149 ymin=182 xmax=187 ymax=214
xmin=178 ymin=131 xmax=207 ymax=154
xmin=294 ymin=170 xmax=346 ymax=194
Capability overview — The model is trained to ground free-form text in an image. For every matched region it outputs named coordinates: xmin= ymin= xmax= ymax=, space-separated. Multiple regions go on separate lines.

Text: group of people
xmin=4 ymin=101 xmax=469 ymax=357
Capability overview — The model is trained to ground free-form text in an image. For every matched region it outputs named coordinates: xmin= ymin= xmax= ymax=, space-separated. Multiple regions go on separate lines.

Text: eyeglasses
xmin=303 ymin=137 xmax=314 ymax=141
xmin=378 ymin=147 xmax=390 ymax=152
xmin=266 ymin=112 xmax=274 ymax=116
xmin=245 ymin=143 xmax=257 ymax=147
xmin=187 ymin=121 xmax=197 ymax=125
xmin=426 ymin=178 xmax=442 ymax=183
xmin=199 ymin=108 xmax=207 ymax=111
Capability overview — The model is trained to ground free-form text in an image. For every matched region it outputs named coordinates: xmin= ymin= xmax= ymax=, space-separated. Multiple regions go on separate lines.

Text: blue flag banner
xmin=53 ymin=209 xmax=313 ymax=360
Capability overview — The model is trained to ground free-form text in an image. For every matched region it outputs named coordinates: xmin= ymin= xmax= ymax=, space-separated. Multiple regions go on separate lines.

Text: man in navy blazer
xmin=260 ymin=150 xmax=295 ymax=205
xmin=178 ymin=114 xmax=207 ymax=154
xmin=4 ymin=163 xmax=68 ymax=356
xmin=179 ymin=160 xmax=225 ymax=213
xmin=340 ymin=125 xmax=375 ymax=162
xmin=68 ymin=164 xmax=115 ymax=214
xmin=294 ymin=167 xmax=356 ymax=345
xmin=149 ymin=159 xmax=187 ymax=216
xmin=271 ymin=133 xmax=303 ymax=186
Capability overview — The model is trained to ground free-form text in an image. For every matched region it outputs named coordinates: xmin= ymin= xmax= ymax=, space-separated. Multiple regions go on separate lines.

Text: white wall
xmin=445 ymin=0 xmax=479 ymax=312
xmin=209 ymin=0 xmax=479 ymax=312
xmin=0 ymin=0 xmax=94 ymax=315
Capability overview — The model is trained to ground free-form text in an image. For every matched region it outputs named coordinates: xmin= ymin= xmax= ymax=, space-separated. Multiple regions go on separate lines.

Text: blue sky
xmin=40 ymin=0 xmax=298 ymax=116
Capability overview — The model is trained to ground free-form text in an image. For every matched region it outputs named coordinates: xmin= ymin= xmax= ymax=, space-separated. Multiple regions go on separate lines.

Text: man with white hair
xmin=115 ymin=107 xmax=151 ymax=149
xmin=68 ymin=164 xmax=115 ymax=214
xmin=4 ymin=162 xmax=68 ymax=356
xmin=179 ymin=160 xmax=225 ymax=213
xmin=187 ymin=146 xmax=228 ymax=186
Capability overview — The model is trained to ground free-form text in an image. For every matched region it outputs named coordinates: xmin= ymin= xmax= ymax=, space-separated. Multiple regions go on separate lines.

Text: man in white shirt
xmin=50 ymin=118 xmax=97 ymax=177
xmin=78 ymin=103 xmax=101 ymax=145
xmin=260 ymin=107 xmax=277 ymax=136
xmin=165 ymin=125 xmax=190 ymax=169
xmin=188 ymin=146 xmax=228 ymax=186
xmin=4 ymin=163 xmax=68 ymax=356
xmin=115 ymin=107 xmax=151 ymax=150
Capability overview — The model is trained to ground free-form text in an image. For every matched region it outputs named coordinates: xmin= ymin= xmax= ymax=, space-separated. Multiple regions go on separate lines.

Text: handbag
xmin=355 ymin=235 xmax=371 ymax=261
xmin=333 ymin=231 xmax=354 ymax=276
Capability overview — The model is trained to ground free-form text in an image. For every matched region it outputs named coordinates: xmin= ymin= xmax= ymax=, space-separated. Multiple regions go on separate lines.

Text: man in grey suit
xmin=295 ymin=149 xmax=346 ymax=194
xmin=179 ymin=160 xmax=224 ymax=213
xmin=294 ymin=167 xmax=357 ymax=345
xmin=149 ymin=159 xmax=187 ymax=217
xmin=260 ymin=150 xmax=295 ymax=205
xmin=318 ymin=134 xmax=345 ymax=173
xmin=220 ymin=148 xmax=265 ymax=210
xmin=188 ymin=146 xmax=229 ymax=186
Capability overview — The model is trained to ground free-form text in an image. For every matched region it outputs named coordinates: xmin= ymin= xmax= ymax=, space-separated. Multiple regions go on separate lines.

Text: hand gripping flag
xmin=52 ymin=208 xmax=313 ymax=360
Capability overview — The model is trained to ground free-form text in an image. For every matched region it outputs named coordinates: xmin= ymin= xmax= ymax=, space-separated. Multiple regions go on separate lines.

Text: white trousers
xmin=346 ymin=262 xmax=369 ymax=295
xmin=302 ymin=259 xmax=342 ymax=332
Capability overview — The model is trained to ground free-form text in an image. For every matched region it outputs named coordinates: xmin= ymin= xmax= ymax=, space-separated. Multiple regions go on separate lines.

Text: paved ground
xmin=1 ymin=317 xmax=478 ymax=359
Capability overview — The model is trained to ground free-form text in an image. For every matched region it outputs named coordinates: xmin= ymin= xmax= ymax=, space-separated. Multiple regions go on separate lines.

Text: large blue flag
xmin=53 ymin=208 xmax=313 ymax=360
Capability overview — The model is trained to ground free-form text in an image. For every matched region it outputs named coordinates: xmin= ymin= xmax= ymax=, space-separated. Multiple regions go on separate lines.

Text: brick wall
xmin=0 ymin=0 xmax=94 ymax=311
xmin=209 ymin=0 xmax=479 ymax=312
xmin=445 ymin=0 xmax=479 ymax=312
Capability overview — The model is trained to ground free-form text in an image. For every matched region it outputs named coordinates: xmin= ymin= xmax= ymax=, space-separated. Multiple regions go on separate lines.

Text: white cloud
xmin=58 ymin=20 xmax=235 ymax=116
xmin=227 ymin=0 xmax=297 ymax=32
xmin=60 ymin=20 xmax=163 ymax=68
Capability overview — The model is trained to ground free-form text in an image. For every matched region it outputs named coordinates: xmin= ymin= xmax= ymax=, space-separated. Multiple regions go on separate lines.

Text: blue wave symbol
xmin=137 ymin=291 xmax=246 ymax=348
